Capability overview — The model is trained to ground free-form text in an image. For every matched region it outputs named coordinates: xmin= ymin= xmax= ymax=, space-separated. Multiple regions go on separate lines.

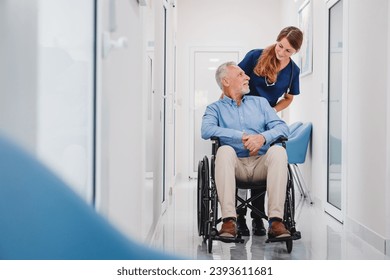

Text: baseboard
xmin=345 ymin=216 xmax=387 ymax=255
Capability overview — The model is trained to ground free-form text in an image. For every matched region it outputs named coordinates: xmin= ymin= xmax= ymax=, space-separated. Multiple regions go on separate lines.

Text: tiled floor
xmin=151 ymin=179 xmax=389 ymax=260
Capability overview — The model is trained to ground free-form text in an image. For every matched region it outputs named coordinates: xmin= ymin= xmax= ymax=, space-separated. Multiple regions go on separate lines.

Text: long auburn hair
xmin=254 ymin=26 xmax=303 ymax=83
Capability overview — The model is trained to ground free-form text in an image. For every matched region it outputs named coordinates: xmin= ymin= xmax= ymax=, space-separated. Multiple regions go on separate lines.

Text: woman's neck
xmin=279 ymin=58 xmax=290 ymax=71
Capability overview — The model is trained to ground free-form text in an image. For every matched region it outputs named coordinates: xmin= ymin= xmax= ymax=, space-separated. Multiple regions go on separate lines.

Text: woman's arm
xmin=273 ymin=93 xmax=294 ymax=112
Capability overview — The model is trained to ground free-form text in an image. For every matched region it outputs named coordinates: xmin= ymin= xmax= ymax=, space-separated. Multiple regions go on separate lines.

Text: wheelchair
xmin=197 ymin=137 xmax=301 ymax=254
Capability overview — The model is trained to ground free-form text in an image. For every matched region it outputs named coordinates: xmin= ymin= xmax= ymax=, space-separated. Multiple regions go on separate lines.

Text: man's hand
xmin=242 ymin=133 xmax=266 ymax=156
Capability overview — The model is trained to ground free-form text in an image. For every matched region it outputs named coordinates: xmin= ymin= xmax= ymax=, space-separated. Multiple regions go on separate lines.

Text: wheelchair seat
xmin=197 ymin=136 xmax=301 ymax=254
xmin=236 ymin=179 xmax=266 ymax=189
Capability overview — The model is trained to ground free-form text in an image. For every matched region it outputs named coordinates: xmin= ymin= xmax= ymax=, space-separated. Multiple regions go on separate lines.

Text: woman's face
xmin=275 ymin=37 xmax=296 ymax=62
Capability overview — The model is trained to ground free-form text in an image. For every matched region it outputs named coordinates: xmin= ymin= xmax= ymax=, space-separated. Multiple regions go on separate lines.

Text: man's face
xmin=226 ymin=65 xmax=250 ymax=95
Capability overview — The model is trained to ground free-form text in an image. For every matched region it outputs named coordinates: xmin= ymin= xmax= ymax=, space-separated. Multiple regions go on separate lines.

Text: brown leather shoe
xmin=268 ymin=221 xmax=290 ymax=238
xmin=219 ymin=218 xmax=237 ymax=238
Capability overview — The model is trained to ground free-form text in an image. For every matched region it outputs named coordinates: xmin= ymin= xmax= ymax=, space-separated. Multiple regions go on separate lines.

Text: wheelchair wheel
xmin=283 ymin=166 xmax=296 ymax=232
xmin=210 ymin=155 xmax=215 ymax=181
xmin=197 ymin=160 xmax=204 ymax=236
xmin=197 ymin=157 xmax=210 ymax=237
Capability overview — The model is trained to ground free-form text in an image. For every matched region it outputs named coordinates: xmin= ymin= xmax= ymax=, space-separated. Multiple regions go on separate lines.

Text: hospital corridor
xmin=1 ymin=0 xmax=390 ymax=263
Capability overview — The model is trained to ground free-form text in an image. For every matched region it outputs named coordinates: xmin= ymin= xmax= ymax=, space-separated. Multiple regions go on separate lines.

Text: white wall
xmin=387 ymin=1 xmax=390 ymax=252
xmin=176 ymin=0 xmax=283 ymax=180
xmin=0 ymin=1 xmax=38 ymax=151
xmin=96 ymin=0 xmax=144 ymax=240
xmin=346 ymin=0 xmax=388 ymax=238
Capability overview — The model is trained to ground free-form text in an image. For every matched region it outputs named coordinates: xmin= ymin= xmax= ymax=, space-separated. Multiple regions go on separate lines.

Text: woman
xmin=239 ymin=26 xmax=303 ymax=112
xmin=237 ymin=26 xmax=303 ymax=236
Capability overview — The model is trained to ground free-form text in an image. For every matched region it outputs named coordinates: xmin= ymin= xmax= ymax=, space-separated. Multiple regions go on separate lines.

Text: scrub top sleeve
xmin=238 ymin=49 xmax=260 ymax=75
xmin=290 ymin=64 xmax=301 ymax=95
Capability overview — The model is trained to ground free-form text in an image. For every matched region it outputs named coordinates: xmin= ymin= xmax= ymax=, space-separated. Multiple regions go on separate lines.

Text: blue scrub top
xmin=238 ymin=49 xmax=301 ymax=107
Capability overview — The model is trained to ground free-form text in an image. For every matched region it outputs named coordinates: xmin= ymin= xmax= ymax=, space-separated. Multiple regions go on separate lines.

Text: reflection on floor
xmin=151 ymin=180 xmax=389 ymax=260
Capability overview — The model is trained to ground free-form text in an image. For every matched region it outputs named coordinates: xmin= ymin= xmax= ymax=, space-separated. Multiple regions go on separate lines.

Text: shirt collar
xmin=222 ymin=94 xmax=246 ymax=105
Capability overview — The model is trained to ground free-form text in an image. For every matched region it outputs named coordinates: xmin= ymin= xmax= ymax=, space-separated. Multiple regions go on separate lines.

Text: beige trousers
xmin=215 ymin=145 xmax=288 ymax=220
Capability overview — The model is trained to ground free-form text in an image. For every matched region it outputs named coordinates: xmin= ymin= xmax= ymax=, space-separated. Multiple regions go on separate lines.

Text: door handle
xmin=102 ymin=32 xmax=128 ymax=58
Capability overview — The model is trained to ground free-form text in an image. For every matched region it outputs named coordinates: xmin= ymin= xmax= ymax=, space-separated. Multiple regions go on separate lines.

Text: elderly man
xmin=201 ymin=61 xmax=290 ymax=239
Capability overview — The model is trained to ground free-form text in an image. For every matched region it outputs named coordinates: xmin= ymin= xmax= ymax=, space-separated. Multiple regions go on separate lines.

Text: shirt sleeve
xmin=258 ymin=99 xmax=289 ymax=144
xmin=201 ymin=104 xmax=243 ymax=143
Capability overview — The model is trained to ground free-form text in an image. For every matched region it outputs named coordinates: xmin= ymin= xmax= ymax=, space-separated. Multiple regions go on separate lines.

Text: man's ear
xmin=221 ymin=77 xmax=229 ymax=87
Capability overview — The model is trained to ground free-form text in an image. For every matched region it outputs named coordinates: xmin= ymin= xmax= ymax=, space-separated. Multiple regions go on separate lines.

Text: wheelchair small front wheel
xmin=210 ymin=228 xmax=218 ymax=237
xmin=286 ymin=239 xmax=293 ymax=253
xmin=207 ymin=235 xmax=213 ymax=253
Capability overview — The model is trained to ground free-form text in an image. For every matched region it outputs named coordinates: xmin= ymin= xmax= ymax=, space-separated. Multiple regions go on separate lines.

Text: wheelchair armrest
xmin=211 ymin=135 xmax=288 ymax=155
xmin=270 ymin=136 xmax=288 ymax=148
xmin=210 ymin=137 xmax=220 ymax=156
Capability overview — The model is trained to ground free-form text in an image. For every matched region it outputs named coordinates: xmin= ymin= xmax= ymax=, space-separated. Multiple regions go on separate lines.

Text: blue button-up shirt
xmin=201 ymin=95 xmax=289 ymax=157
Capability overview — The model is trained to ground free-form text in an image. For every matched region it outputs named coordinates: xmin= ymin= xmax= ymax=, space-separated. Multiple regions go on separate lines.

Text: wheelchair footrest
xmin=265 ymin=231 xmax=301 ymax=243
xmin=292 ymin=230 xmax=301 ymax=240
xmin=214 ymin=235 xmax=245 ymax=244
